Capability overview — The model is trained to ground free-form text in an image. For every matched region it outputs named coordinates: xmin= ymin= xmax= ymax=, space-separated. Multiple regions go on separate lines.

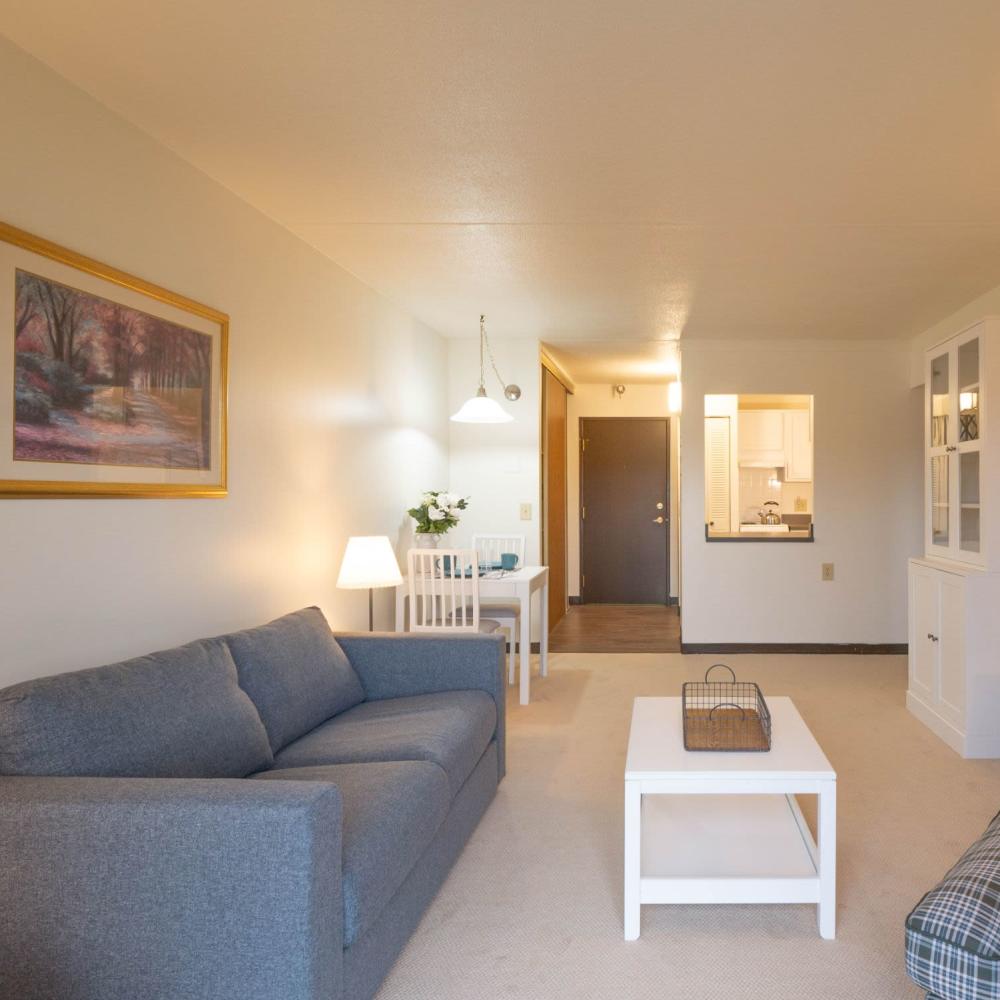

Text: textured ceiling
xmin=4 ymin=0 xmax=1000 ymax=344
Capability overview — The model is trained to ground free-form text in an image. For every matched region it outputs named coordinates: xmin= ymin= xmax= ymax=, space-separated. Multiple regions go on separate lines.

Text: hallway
xmin=548 ymin=604 xmax=680 ymax=653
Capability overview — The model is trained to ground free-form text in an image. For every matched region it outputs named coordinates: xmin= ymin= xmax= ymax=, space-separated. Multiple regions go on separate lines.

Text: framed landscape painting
xmin=0 ymin=222 xmax=227 ymax=497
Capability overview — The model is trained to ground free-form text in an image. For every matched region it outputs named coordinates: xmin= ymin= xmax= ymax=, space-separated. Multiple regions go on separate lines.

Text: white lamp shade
xmin=667 ymin=380 xmax=682 ymax=414
xmin=450 ymin=393 xmax=513 ymax=423
xmin=336 ymin=536 xmax=403 ymax=589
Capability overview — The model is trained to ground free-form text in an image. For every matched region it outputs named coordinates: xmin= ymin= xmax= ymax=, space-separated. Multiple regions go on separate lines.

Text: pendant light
xmin=450 ymin=315 xmax=521 ymax=423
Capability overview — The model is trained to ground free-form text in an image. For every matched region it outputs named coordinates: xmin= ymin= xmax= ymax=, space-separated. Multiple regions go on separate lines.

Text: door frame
xmin=579 ymin=416 xmax=670 ymax=604
xmin=540 ymin=361 xmax=572 ymax=630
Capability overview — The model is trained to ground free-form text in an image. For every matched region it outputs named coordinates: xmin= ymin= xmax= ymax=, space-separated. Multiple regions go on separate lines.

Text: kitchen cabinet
xmin=908 ymin=316 xmax=1000 ymax=757
xmin=783 ymin=408 xmax=813 ymax=482
xmin=738 ymin=410 xmax=785 ymax=467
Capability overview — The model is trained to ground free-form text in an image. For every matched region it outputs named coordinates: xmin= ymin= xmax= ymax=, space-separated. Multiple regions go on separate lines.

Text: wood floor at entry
xmin=549 ymin=604 xmax=680 ymax=653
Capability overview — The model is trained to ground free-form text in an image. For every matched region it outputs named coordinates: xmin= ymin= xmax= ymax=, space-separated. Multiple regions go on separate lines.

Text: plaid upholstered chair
xmin=905 ymin=808 xmax=1000 ymax=1000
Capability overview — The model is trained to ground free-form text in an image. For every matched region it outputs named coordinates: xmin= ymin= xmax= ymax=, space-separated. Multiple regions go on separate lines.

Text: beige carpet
xmin=376 ymin=653 xmax=1000 ymax=1000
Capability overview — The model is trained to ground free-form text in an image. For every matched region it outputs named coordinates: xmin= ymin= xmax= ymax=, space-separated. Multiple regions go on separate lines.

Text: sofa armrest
xmin=0 ymin=776 xmax=343 ymax=1000
xmin=335 ymin=632 xmax=506 ymax=780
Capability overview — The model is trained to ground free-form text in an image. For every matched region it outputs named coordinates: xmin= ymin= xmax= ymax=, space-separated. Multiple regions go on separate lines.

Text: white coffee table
xmin=624 ymin=696 xmax=836 ymax=941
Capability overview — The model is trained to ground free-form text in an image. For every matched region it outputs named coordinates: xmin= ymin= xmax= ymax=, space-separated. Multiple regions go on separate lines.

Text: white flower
xmin=421 ymin=492 xmax=436 ymax=506
xmin=427 ymin=505 xmax=446 ymax=521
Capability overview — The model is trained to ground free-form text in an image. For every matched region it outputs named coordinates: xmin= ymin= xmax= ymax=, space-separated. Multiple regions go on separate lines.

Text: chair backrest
xmin=472 ymin=534 xmax=526 ymax=569
xmin=406 ymin=549 xmax=482 ymax=632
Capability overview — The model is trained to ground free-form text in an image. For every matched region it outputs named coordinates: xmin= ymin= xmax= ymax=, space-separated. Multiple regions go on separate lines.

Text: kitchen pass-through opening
xmin=704 ymin=394 xmax=814 ymax=541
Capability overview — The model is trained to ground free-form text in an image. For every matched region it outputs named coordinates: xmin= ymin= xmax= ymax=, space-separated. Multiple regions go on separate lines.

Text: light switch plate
xmin=519 ymin=503 xmax=532 ymax=521
xmin=821 ymin=563 xmax=834 ymax=582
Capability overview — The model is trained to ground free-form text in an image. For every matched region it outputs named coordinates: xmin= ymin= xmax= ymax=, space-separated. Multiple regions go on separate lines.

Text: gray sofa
xmin=0 ymin=607 xmax=506 ymax=1000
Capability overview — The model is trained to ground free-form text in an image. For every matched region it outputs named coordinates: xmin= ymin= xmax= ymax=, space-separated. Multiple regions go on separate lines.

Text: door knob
xmin=653 ymin=516 xmax=665 ymax=524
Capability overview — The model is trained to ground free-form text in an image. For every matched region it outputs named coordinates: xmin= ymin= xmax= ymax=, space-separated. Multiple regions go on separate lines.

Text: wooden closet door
xmin=542 ymin=367 xmax=568 ymax=630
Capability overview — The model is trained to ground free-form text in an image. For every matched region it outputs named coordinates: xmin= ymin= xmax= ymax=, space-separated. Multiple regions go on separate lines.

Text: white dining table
xmin=394 ymin=565 xmax=549 ymax=705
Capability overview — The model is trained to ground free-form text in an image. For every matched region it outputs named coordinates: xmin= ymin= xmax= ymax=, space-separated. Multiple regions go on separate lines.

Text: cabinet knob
xmin=927 ymin=632 xmax=939 ymax=642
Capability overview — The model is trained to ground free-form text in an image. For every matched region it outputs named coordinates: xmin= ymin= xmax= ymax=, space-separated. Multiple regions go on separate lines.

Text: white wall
xmin=680 ymin=340 xmax=922 ymax=645
xmin=567 ymin=384 xmax=680 ymax=600
xmin=446 ymin=337 xmax=542 ymax=636
xmin=909 ymin=282 xmax=1000 ymax=387
xmin=0 ymin=40 xmax=449 ymax=686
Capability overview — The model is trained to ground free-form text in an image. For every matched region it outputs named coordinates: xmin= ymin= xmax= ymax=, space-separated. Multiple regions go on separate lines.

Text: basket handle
xmin=708 ymin=701 xmax=746 ymax=721
xmin=704 ymin=662 xmax=737 ymax=684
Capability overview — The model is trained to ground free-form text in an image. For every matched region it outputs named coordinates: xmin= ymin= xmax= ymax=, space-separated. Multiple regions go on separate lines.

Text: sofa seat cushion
xmin=251 ymin=761 xmax=450 ymax=946
xmin=224 ymin=607 xmax=365 ymax=754
xmin=0 ymin=638 xmax=273 ymax=778
xmin=905 ymin=811 xmax=1000 ymax=1000
xmin=271 ymin=691 xmax=497 ymax=797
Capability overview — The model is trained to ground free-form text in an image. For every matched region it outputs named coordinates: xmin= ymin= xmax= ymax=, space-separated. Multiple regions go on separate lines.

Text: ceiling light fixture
xmin=450 ymin=315 xmax=521 ymax=423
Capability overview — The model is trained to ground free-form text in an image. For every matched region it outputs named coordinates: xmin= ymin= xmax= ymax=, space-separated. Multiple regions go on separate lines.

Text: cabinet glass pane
xmin=931 ymin=454 xmax=949 ymax=546
xmin=960 ymin=450 xmax=980 ymax=553
xmin=930 ymin=352 xmax=950 ymax=447
xmin=958 ymin=338 xmax=980 ymax=442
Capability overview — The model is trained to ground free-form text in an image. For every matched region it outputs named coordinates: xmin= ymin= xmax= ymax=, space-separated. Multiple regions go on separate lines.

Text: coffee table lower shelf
xmin=639 ymin=794 xmax=818 ymax=905
xmin=624 ymin=787 xmax=836 ymax=941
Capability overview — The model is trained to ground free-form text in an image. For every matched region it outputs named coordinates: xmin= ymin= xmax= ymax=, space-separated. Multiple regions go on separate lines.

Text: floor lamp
xmin=336 ymin=536 xmax=403 ymax=631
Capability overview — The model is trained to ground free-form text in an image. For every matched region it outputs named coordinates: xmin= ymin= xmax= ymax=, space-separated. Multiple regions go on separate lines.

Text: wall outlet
xmin=821 ymin=563 xmax=834 ymax=582
xmin=794 ymin=496 xmax=808 ymax=512
xmin=519 ymin=502 xmax=532 ymax=521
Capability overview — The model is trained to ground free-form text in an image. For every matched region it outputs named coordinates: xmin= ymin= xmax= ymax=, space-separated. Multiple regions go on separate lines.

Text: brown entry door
xmin=580 ymin=417 xmax=669 ymax=604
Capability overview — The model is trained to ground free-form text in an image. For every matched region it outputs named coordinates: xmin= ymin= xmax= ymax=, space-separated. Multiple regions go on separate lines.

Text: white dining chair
xmin=471 ymin=534 xmax=526 ymax=685
xmin=406 ymin=549 xmax=501 ymax=637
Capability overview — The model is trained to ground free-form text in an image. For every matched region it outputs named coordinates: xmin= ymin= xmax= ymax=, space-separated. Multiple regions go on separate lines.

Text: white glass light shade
xmin=667 ymin=380 xmax=682 ymax=414
xmin=450 ymin=390 xmax=513 ymax=423
xmin=336 ymin=536 xmax=403 ymax=589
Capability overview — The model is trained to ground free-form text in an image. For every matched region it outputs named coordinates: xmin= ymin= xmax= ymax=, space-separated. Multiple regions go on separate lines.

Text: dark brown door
xmin=580 ymin=417 xmax=669 ymax=604
xmin=542 ymin=367 xmax=568 ymax=629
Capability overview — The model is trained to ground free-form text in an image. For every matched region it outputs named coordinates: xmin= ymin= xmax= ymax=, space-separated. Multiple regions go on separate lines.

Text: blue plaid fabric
xmin=906 ymin=810 xmax=1000 ymax=1000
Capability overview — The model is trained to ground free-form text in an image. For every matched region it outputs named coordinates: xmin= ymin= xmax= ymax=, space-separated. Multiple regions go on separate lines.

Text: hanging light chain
xmin=481 ymin=314 xmax=508 ymax=394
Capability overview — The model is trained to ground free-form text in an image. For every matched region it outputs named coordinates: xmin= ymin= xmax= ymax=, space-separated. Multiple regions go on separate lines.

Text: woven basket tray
xmin=682 ymin=664 xmax=772 ymax=752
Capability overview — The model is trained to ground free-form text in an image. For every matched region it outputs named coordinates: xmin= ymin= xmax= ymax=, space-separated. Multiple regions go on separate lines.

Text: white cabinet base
xmin=906 ymin=690 xmax=1000 ymax=759
xmin=907 ymin=556 xmax=1000 ymax=759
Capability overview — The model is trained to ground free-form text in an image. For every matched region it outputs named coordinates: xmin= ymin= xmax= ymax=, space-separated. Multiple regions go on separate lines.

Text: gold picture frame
xmin=2 ymin=221 xmax=227 ymax=497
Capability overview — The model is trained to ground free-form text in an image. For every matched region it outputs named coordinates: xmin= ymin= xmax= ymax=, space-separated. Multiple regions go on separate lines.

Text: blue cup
xmin=500 ymin=552 xmax=518 ymax=571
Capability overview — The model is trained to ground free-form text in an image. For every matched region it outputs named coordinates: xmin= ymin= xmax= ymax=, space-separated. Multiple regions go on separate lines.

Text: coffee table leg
xmin=817 ymin=781 xmax=837 ymax=940
xmin=624 ymin=780 xmax=641 ymax=940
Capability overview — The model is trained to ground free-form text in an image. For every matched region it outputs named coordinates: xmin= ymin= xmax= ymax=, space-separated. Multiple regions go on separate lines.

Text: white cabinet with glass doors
xmin=925 ymin=321 xmax=990 ymax=566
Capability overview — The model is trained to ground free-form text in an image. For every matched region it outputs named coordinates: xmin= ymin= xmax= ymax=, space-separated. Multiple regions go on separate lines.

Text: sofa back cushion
xmin=224 ymin=607 xmax=365 ymax=753
xmin=0 ymin=638 xmax=273 ymax=778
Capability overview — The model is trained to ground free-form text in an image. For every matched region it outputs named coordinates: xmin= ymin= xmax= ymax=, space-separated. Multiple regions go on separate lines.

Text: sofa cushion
xmin=251 ymin=761 xmax=450 ymax=946
xmin=270 ymin=691 xmax=496 ymax=797
xmin=905 ymin=811 xmax=1000 ymax=1000
xmin=0 ymin=638 xmax=273 ymax=778
xmin=225 ymin=607 xmax=365 ymax=754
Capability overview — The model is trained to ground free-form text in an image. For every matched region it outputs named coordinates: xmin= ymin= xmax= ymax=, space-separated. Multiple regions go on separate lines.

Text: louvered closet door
xmin=705 ymin=416 xmax=731 ymax=532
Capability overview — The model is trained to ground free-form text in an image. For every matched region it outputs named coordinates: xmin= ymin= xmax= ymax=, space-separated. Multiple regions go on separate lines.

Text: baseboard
xmin=567 ymin=596 xmax=677 ymax=607
xmin=680 ymin=642 xmax=908 ymax=655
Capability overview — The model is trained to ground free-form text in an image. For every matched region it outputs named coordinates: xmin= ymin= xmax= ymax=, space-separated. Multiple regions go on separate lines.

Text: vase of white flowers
xmin=408 ymin=491 xmax=469 ymax=546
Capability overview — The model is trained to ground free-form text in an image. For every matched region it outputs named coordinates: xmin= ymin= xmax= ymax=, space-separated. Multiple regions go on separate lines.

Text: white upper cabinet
xmin=738 ymin=410 xmax=785 ymax=466
xmin=924 ymin=318 xmax=995 ymax=567
xmin=783 ymin=408 xmax=813 ymax=483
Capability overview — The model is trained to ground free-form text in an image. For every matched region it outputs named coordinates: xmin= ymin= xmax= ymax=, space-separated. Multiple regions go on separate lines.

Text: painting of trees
xmin=14 ymin=270 xmax=214 ymax=470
